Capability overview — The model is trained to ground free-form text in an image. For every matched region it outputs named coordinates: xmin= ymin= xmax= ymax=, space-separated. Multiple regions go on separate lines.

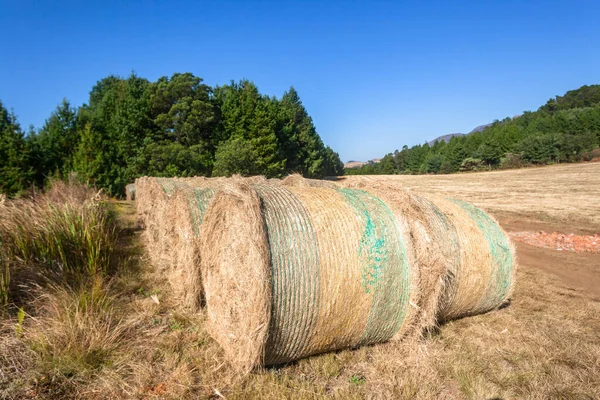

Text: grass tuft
xmin=0 ymin=181 xmax=117 ymax=307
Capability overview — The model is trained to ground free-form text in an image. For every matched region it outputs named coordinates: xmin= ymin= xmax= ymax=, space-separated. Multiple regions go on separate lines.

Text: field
xmin=1 ymin=163 xmax=600 ymax=399
xmin=341 ymin=162 xmax=600 ymax=232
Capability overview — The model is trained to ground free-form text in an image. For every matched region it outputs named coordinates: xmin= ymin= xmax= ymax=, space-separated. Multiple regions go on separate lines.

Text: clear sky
xmin=1 ymin=1 xmax=599 ymax=162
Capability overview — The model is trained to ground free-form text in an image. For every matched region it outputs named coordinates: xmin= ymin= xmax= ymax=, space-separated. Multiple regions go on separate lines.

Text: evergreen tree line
xmin=347 ymin=85 xmax=600 ymax=175
xmin=0 ymin=73 xmax=343 ymax=197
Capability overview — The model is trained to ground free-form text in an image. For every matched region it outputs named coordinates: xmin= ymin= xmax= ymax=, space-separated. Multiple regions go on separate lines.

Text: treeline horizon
xmin=0 ymin=72 xmax=344 ymax=197
xmin=347 ymin=84 xmax=600 ymax=175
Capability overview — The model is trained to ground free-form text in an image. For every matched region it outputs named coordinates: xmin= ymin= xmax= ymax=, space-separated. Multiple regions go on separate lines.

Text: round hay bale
xmin=336 ymin=180 xmax=446 ymax=340
xmin=200 ymin=182 xmax=272 ymax=374
xmin=200 ymin=183 xmax=412 ymax=371
xmin=335 ymin=179 xmax=516 ymax=322
xmin=431 ymin=197 xmax=515 ymax=320
xmin=135 ymin=177 xmax=204 ymax=270
xmin=166 ymin=185 xmax=218 ymax=310
xmin=159 ymin=175 xmax=274 ymax=309
xmin=135 ymin=177 xmax=172 ymax=267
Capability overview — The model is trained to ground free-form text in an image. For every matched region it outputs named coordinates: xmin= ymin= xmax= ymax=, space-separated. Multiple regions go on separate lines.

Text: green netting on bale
xmin=253 ymin=185 xmax=321 ymax=365
xmin=338 ymin=188 xmax=411 ymax=346
xmin=157 ymin=178 xmax=189 ymax=196
xmin=184 ymin=188 xmax=217 ymax=237
xmin=247 ymin=185 xmax=412 ymax=364
xmin=451 ymin=199 xmax=513 ymax=308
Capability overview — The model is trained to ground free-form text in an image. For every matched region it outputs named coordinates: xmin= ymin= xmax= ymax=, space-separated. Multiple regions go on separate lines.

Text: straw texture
xmin=166 ymin=186 xmax=217 ymax=310
xmin=201 ymin=183 xmax=412 ymax=370
xmin=281 ymin=174 xmax=337 ymax=188
xmin=335 ymin=179 xmax=447 ymax=339
xmin=200 ymin=182 xmax=272 ymax=374
xmin=335 ymin=177 xmax=516 ymax=321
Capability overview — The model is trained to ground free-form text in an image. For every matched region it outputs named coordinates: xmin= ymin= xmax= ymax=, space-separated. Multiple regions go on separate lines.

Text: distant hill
xmin=344 ymin=158 xmax=382 ymax=169
xmin=427 ymin=123 xmax=495 ymax=146
xmin=344 ymin=160 xmax=366 ymax=169
xmin=540 ymin=84 xmax=600 ymax=112
xmin=469 ymin=123 xmax=493 ymax=134
xmin=428 ymin=133 xmax=466 ymax=146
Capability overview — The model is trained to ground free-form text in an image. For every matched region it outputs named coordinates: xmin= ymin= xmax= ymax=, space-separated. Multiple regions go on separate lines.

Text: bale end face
xmin=200 ymin=183 xmax=272 ymax=374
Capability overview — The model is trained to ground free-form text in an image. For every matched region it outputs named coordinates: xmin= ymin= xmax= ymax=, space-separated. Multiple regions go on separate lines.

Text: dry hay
xmin=428 ymin=196 xmax=516 ymax=320
xmin=135 ymin=177 xmax=182 ymax=270
xmin=281 ymin=174 xmax=337 ymax=188
xmin=135 ymin=177 xmax=209 ymax=272
xmin=336 ymin=179 xmax=447 ymax=339
xmin=164 ymin=184 xmax=220 ymax=310
xmin=336 ymin=177 xmax=516 ymax=321
xmin=162 ymin=176 xmax=282 ymax=310
xmin=136 ymin=175 xmax=278 ymax=310
xmin=201 ymin=182 xmax=413 ymax=372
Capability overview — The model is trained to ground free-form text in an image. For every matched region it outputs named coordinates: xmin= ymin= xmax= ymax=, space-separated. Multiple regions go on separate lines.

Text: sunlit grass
xmin=0 ymin=182 xmax=117 ymax=307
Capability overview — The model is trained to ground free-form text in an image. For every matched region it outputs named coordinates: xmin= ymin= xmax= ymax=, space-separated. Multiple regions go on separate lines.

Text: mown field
xmin=340 ymin=162 xmax=600 ymax=232
xmin=1 ymin=163 xmax=599 ymax=399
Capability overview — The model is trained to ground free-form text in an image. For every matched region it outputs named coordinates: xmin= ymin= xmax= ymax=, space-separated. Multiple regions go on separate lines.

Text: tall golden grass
xmin=0 ymin=180 xmax=117 ymax=308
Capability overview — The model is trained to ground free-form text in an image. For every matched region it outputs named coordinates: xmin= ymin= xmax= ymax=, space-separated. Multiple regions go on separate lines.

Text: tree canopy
xmin=0 ymin=73 xmax=343 ymax=197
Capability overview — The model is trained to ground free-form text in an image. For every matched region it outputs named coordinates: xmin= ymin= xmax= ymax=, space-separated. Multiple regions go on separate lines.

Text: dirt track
xmin=497 ymin=216 xmax=600 ymax=299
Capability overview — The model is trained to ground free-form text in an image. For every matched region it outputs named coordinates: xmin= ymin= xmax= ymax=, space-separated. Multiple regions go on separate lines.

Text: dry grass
xmin=2 ymin=206 xmax=599 ymax=399
xmin=1 ymin=166 xmax=600 ymax=398
xmin=8 ymin=262 xmax=596 ymax=399
xmin=0 ymin=182 xmax=116 ymax=308
xmin=339 ymin=162 xmax=600 ymax=231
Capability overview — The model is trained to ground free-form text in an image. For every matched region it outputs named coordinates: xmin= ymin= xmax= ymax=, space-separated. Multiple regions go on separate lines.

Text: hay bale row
xmin=135 ymin=175 xmax=277 ymax=308
xmin=134 ymin=174 xmax=516 ymax=372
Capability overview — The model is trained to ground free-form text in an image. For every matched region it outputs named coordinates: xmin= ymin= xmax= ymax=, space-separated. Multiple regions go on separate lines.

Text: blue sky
xmin=1 ymin=1 xmax=599 ymax=162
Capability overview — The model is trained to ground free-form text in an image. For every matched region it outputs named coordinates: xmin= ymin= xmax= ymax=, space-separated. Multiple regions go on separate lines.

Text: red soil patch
xmin=510 ymin=231 xmax=600 ymax=253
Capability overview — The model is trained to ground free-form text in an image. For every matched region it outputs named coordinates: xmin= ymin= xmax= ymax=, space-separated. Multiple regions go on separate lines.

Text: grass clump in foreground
xmin=0 ymin=180 xmax=117 ymax=307
xmin=0 ymin=180 xmax=125 ymax=397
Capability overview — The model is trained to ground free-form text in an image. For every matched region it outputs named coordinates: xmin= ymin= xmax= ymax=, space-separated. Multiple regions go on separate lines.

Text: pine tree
xmin=0 ymin=102 xmax=33 ymax=195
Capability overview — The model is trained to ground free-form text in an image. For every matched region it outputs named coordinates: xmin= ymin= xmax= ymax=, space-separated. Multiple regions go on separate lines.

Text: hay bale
xmin=125 ymin=183 xmax=136 ymax=201
xmin=152 ymin=175 xmax=275 ymax=309
xmin=430 ymin=197 xmax=516 ymax=320
xmin=336 ymin=178 xmax=516 ymax=321
xmin=336 ymin=180 xmax=447 ymax=339
xmin=166 ymin=185 xmax=218 ymax=310
xmin=135 ymin=177 xmax=203 ymax=270
xmin=201 ymin=182 xmax=412 ymax=371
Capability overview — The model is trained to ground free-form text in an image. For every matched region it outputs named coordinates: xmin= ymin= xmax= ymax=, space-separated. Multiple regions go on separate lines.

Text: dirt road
xmin=498 ymin=216 xmax=600 ymax=299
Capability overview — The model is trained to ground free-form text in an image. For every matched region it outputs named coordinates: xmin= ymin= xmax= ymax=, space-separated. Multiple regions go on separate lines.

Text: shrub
xmin=459 ymin=158 xmax=484 ymax=172
xmin=499 ymin=153 xmax=526 ymax=169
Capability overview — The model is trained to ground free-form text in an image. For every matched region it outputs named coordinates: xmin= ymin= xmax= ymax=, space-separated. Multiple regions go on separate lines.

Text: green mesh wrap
xmin=338 ymin=188 xmax=411 ymax=346
xmin=451 ymin=199 xmax=513 ymax=308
